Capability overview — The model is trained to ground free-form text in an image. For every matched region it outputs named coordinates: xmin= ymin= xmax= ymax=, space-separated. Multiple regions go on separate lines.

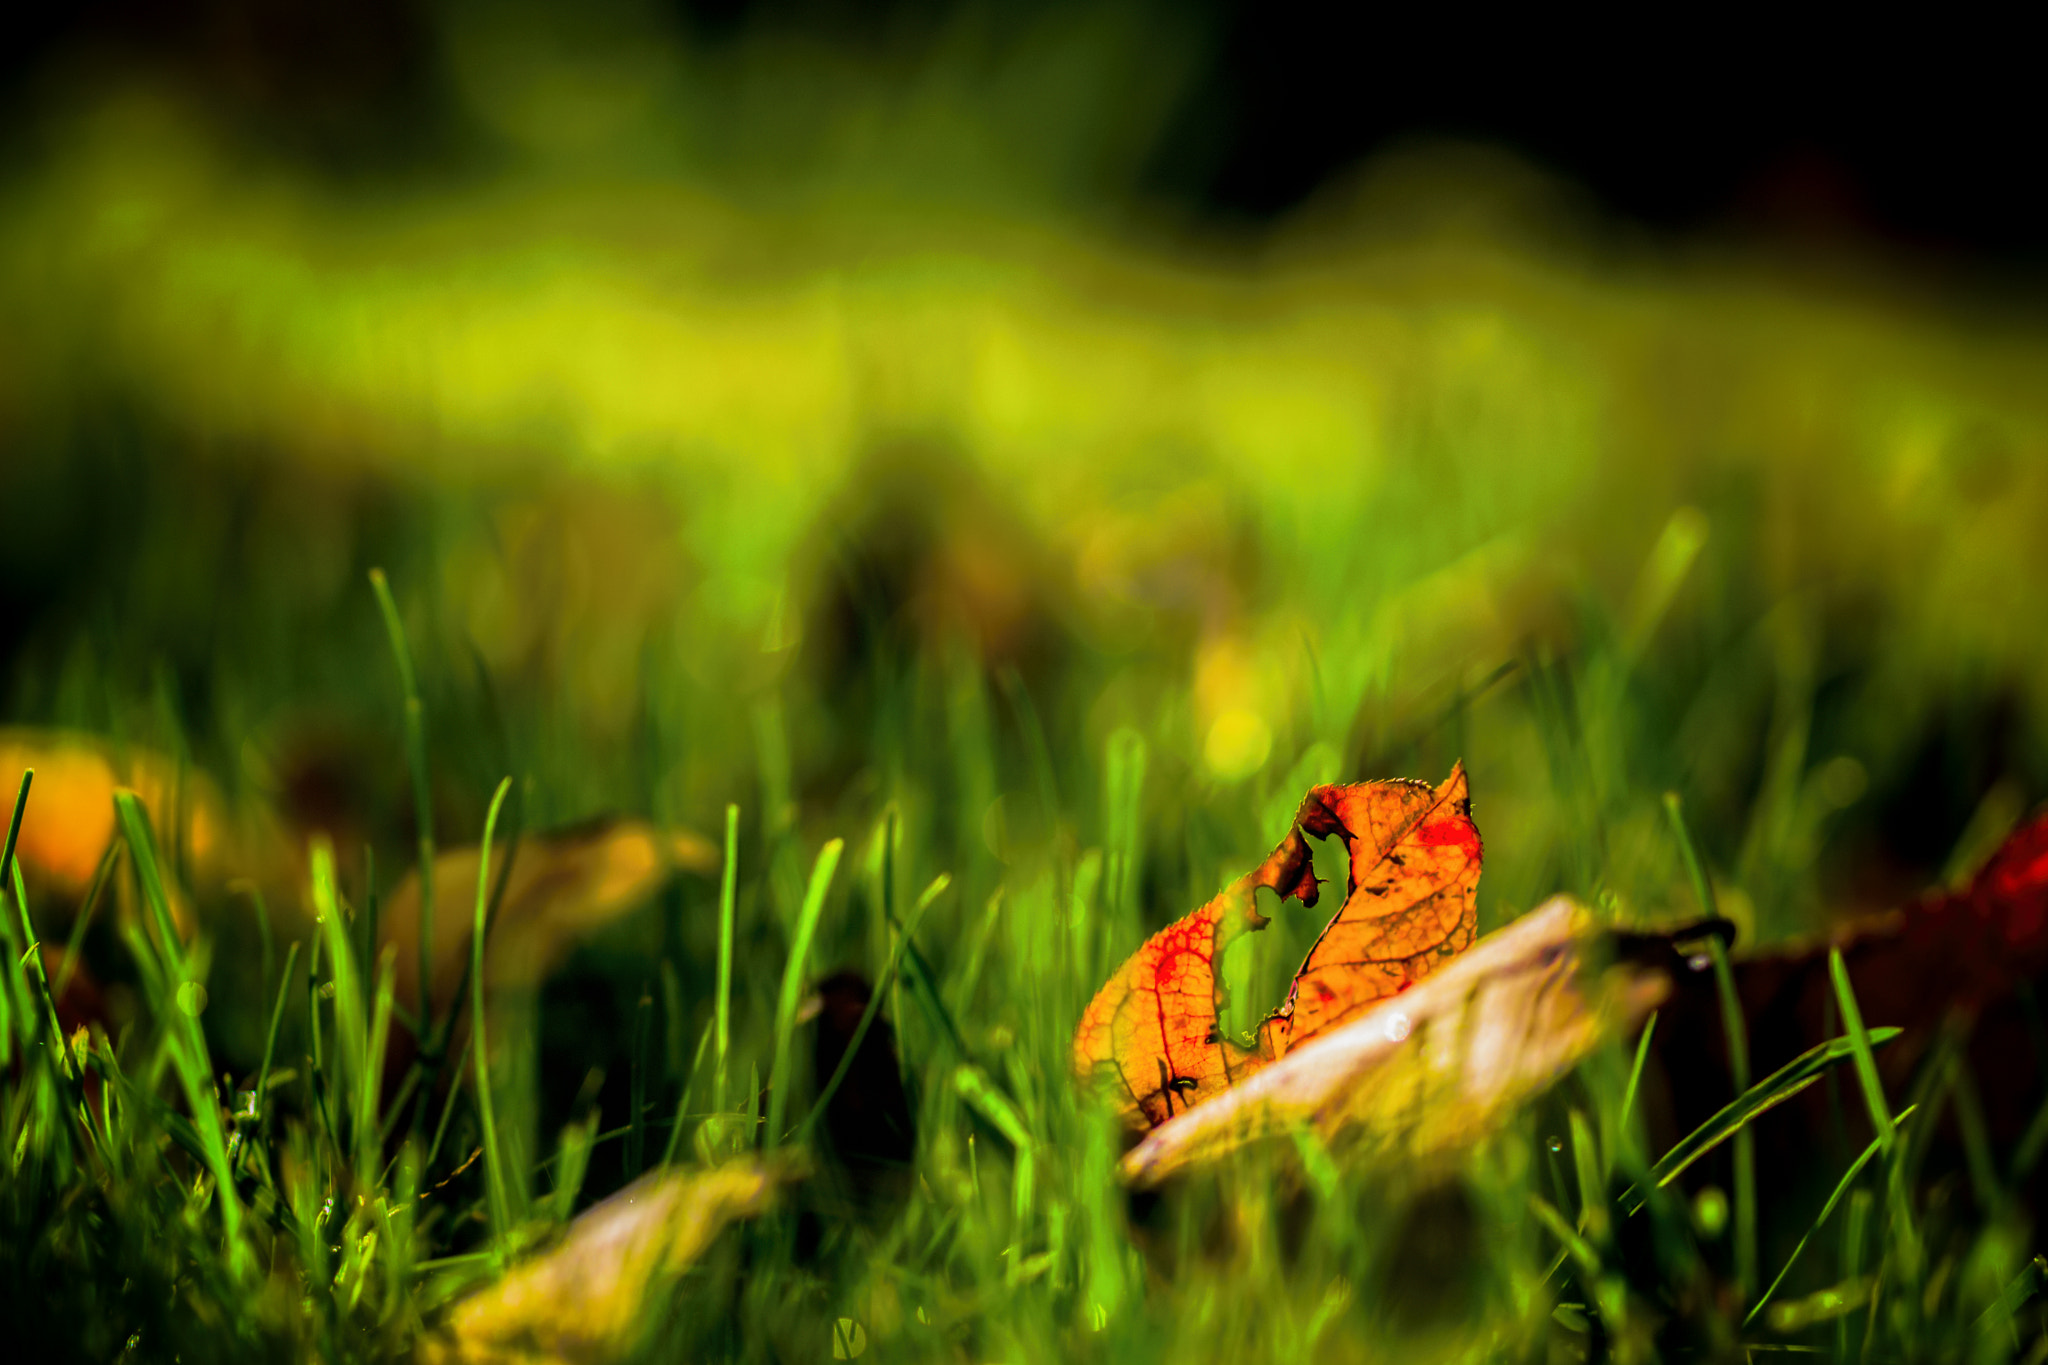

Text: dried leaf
xmin=1879 ymin=806 xmax=2048 ymax=1008
xmin=1259 ymin=766 xmax=1483 ymax=1058
xmin=382 ymin=819 xmax=718 ymax=1019
xmin=1070 ymin=809 xmax=1317 ymax=1127
xmin=1118 ymin=897 xmax=1667 ymax=1186
xmin=0 ymin=727 xmax=279 ymax=907
xmin=425 ymin=1160 xmax=778 ymax=1365
xmin=1072 ymin=764 xmax=1480 ymax=1129
xmin=1649 ymin=806 xmax=2048 ymax=1171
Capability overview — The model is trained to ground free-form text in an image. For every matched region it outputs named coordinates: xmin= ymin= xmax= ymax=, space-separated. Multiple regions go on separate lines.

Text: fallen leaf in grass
xmin=1647 ymin=805 xmax=2048 ymax=1201
xmin=382 ymin=819 xmax=718 ymax=1021
xmin=1073 ymin=765 xmax=1480 ymax=1128
xmin=425 ymin=1160 xmax=778 ymax=1365
xmin=1070 ymin=800 xmax=1319 ymax=1126
xmin=1256 ymin=766 xmax=1484 ymax=1059
xmin=1118 ymin=897 xmax=1667 ymax=1186
xmin=1869 ymin=806 xmax=2048 ymax=1011
xmin=0 ymin=728 xmax=288 ymax=928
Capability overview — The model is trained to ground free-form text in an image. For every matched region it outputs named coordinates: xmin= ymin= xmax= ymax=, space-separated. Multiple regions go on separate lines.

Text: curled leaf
xmin=1071 ymin=813 xmax=1317 ymax=1126
xmin=1259 ymin=767 xmax=1483 ymax=1059
xmin=1072 ymin=764 xmax=1480 ymax=1129
xmin=426 ymin=1160 xmax=779 ymax=1365
xmin=1118 ymin=897 xmax=1667 ymax=1186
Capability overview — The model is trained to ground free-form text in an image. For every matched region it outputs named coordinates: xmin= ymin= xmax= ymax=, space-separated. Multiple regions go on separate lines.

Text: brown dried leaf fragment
xmin=1070 ymin=823 xmax=1319 ymax=1127
xmin=1259 ymin=765 xmax=1482 ymax=1060
xmin=425 ymin=1160 xmax=780 ymax=1365
xmin=1119 ymin=897 xmax=1667 ymax=1185
xmin=382 ymin=818 xmax=718 ymax=1021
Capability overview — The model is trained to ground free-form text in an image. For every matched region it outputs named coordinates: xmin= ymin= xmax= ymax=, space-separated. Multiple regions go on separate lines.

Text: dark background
xmin=8 ymin=1 xmax=2043 ymax=263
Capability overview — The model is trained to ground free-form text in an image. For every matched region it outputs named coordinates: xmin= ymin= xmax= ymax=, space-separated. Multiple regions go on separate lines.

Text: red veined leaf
xmin=1073 ymin=763 xmax=1482 ymax=1129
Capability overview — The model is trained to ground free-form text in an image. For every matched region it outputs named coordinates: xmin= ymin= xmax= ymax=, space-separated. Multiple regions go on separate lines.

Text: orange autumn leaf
xmin=1071 ymin=817 xmax=1320 ymax=1127
xmin=1073 ymin=763 xmax=1482 ymax=1128
xmin=1258 ymin=767 xmax=1483 ymax=1059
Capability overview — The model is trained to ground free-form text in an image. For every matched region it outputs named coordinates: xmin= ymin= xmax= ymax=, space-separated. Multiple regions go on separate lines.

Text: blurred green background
xmin=3 ymin=0 xmax=2047 ymax=1238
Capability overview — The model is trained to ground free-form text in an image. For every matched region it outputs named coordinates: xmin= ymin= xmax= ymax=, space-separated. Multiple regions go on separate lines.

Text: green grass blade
xmin=361 ymin=944 xmax=397 ymax=1181
xmin=1623 ymin=1030 xmax=1902 ymax=1213
xmin=1104 ymin=727 xmax=1146 ymax=928
xmin=1666 ymin=790 xmax=1754 ymax=1298
xmin=425 ymin=1036 xmax=472 ymax=1173
xmin=5 ymin=772 xmax=73 ymax=1080
xmin=548 ymin=1111 xmax=601 ymax=1223
xmin=1620 ymin=1009 xmax=1657 ymax=1130
xmin=1706 ymin=933 xmax=1756 ymax=1301
xmin=955 ymin=1062 xmax=1035 ymax=1224
xmin=1828 ymin=948 xmax=1896 ymax=1153
xmin=1 ymin=769 xmax=32 ymax=892
xmin=115 ymin=791 xmax=187 ymax=973
xmin=887 ymin=893 xmax=971 ymax=1061
xmin=715 ymin=802 xmax=738 ymax=1116
xmin=470 ymin=776 xmax=516 ymax=1259
xmin=113 ymin=789 xmax=250 ymax=1276
xmin=362 ymin=845 xmax=379 ymax=1003
xmin=1973 ymin=1257 xmax=2047 ymax=1338
xmin=1663 ymin=791 xmax=1720 ymax=920
xmin=371 ymin=567 xmax=437 ymax=1045
xmin=54 ymin=839 xmax=120 ymax=1002
xmin=305 ymin=924 xmax=338 ymax=1153
xmin=312 ymin=841 xmax=368 ymax=1154
xmin=256 ymin=941 xmax=301 ymax=1142
xmin=1531 ymin=1192 xmax=1601 ymax=1280
xmin=1569 ymin=1108 xmax=1609 ymax=1246
xmin=798 ymin=872 xmax=950 ymax=1143
xmin=1747 ymin=1105 xmax=1918 ymax=1326
xmin=625 ymin=986 xmax=651 ymax=1179
xmin=766 ymin=837 xmax=843 ymax=1147
xmin=664 ymin=1018 xmax=715 ymax=1166
xmin=414 ymin=785 xmax=523 ymax=1089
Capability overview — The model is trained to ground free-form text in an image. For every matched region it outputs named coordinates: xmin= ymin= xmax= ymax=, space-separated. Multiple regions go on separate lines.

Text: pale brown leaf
xmin=382 ymin=819 xmax=718 ymax=1019
xmin=424 ymin=1161 xmax=778 ymax=1365
xmin=1117 ymin=897 xmax=1667 ymax=1186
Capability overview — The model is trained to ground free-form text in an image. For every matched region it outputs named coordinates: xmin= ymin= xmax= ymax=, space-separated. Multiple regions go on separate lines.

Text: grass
xmin=0 ymin=560 xmax=2044 ymax=1362
xmin=2 ymin=39 xmax=2048 ymax=1356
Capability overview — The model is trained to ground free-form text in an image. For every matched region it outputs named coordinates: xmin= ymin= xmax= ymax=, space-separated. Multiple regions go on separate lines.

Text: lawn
xmin=2 ymin=34 xmax=2047 ymax=1362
